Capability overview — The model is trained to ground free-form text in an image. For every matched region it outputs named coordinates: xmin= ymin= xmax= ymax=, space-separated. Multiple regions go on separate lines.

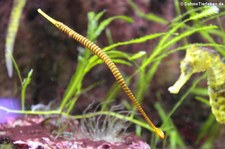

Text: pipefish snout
xmin=37 ymin=9 xmax=164 ymax=139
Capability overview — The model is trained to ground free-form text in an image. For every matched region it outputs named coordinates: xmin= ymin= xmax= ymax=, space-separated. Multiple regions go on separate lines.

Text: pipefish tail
xmin=37 ymin=8 xmax=164 ymax=139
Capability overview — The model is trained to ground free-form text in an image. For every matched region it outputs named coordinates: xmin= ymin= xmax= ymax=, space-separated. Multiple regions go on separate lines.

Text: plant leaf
xmin=103 ymin=32 xmax=165 ymax=51
xmin=95 ymin=15 xmax=133 ymax=39
xmin=144 ymin=13 xmax=168 ymax=24
xmin=189 ymin=6 xmax=219 ymax=20
xmin=21 ymin=69 xmax=33 ymax=110
xmin=129 ymin=51 xmax=146 ymax=61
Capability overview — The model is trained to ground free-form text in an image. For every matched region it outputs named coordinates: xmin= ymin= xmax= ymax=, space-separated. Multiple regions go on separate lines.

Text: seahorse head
xmin=168 ymin=45 xmax=211 ymax=94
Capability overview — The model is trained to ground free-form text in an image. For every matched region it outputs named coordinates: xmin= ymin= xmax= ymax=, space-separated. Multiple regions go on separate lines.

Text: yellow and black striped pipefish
xmin=37 ymin=9 xmax=164 ymax=139
xmin=169 ymin=45 xmax=225 ymax=123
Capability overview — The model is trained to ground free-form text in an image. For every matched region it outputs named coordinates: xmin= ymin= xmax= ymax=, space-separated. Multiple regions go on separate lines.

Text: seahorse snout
xmin=168 ymin=73 xmax=193 ymax=94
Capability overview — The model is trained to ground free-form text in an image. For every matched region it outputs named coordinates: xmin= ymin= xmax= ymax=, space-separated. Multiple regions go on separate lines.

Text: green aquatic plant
xmin=128 ymin=0 xmax=168 ymax=25
xmin=5 ymin=0 xmax=26 ymax=78
xmin=125 ymin=1 xmax=224 ymax=148
xmin=155 ymin=102 xmax=185 ymax=149
xmin=7 ymin=51 xmax=33 ymax=111
xmin=21 ymin=69 xmax=33 ymax=110
xmin=37 ymin=9 xmax=164 ymax=139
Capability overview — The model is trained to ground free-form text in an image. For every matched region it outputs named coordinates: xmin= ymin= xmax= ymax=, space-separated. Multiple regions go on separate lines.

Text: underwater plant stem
xmin=0 ymin=106 xmax=156 ymax=133
xmin=37 ymin=8 xmax=164 ymax=139
xmin=60 ymin=60 xmax=85 ymax=113
xmin=21 ymin=69 xmax=33 ymax=110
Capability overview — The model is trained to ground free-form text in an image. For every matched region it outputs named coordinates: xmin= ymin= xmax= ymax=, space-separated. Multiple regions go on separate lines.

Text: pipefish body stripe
xmin=37 ymin=9 xmax=164 ymax=139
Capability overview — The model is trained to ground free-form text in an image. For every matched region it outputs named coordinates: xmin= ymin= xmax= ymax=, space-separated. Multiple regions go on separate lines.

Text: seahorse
xmin=168 ymin=45 xmax=225 ymax=123
xmin=37 ymin=9 xmax=164 ymax=139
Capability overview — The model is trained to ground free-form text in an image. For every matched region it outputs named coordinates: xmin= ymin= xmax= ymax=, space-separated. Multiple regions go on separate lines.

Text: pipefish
xmin=37 ymin=9 xmax=164 ymax=139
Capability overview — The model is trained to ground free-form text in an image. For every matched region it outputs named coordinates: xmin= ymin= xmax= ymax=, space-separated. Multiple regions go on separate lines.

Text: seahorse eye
xmin=181 ymin=61 xmax=193 ymax=75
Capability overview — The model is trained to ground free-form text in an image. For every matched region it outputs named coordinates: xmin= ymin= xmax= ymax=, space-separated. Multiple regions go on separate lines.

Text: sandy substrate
xmin=0 ymin=115 xmax=150 ymax=149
